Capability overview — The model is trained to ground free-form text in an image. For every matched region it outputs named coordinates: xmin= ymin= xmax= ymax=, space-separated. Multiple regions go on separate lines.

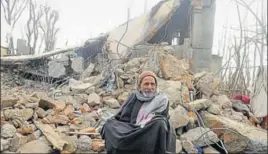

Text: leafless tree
xmin=39 ymin=4 xmax=60 ymax=52
xmin=25 ymin=0 xmax=43 ymax=55
xmin=1 ymin=0 xmax=28 ymax=54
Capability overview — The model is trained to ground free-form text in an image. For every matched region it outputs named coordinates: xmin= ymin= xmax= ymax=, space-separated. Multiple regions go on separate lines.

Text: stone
xmin=1 ymin=138 xmax=10 ymax=151
xmin=9 ymin=133 xmax=28 ymax=152
xmin=62 ymin=135 xmax=78 ymax=153
xmin=48 ymin=60 xmax=66 ymax=78
xmin=103 ymin=98 xmax=120 ymax=109
xmin=207 ymin=104 xmax=221 ymax=115
xmin=201 ymin=112 xmax=267 ymax=153
xmin=70 ymin=83 xmax=95 ymax=94
xmin=188 ymin=99 xmax=212 ymax=111
xmin=217 ymin=95 xmax=232 ymax=109
xmin=80 ymin=127 xmax=97 ymax=133
xmin=1 ymin=123 xmax=17 ymax=138
xmin=27 ymin=130 xmax=42 ymax=142
xmin=25 ymin=102 xmax=39 ymax=109
xmin=92 ymin=139 xmax=105 ymax=152
xmin=76 ymin=135 xmax=92 ymax=151
xmin=203 ymin=146 xmax=220 ymax=154
xmin=16 ymin=140 xmax=52 ymax=153
xmin=157 ymin=79 xmax=182 ymax=108
xmin=193 ymin=71 xmax=207 ymax=82
xmin=180 ymin=127 xmax=220 ymax=147
xmin=124 ymin=58 xmax=143 ymax=72
xmin=51 ymin=115 xmax=70 ymax=125
xmin=71 ymin=57 xmax=84 ymax=73
xmin=73 ymin=94 xmax=88 ymax=105
xmin=87 ymin=93 xmax=101 ymax=106
xmin=169 ymin=105 xmax=189 ymax=128
xmin=79 ymin=103 xmax=91 ymax=113
xmin=36 ymin=108 xmax=48 ymax=118
xmin=195 ymin=73 xmax=221 ymax=97
xmin=181 ymin=140 xmax=198 ymax=153
xmin=39 ymin=98 xmax=66 ymax=111
xmin=34 ymin=121 xmax=68 ymax=150
xmin=1 ymin=97 xmax=19 ymax=108
xmin=69 ymin=78 xmax=83 ymax=87
xmin=18 ymin=124 xmax=37 ymax=135
xmin=64 ymin=105 xmax=75 ymax=116
xmin=176 ymin=139 xmax=182 ymax=153
xmin=117 ymin=91 xmax=130 ymax=105
xmin=80 ymin=63 xmax=95 ymax=80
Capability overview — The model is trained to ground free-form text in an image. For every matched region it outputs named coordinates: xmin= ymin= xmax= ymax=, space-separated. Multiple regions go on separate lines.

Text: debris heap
xmin=1 ymin=46 xmax=267 ymax=154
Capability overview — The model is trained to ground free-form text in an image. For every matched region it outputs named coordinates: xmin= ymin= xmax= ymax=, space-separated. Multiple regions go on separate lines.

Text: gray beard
xmin=142 ymin=91 xmax=155 ymax=98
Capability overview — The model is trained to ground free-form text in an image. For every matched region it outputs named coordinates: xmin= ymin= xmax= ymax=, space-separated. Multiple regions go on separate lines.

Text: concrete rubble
xmin=1 ymin=46 xmax=267 ymax=154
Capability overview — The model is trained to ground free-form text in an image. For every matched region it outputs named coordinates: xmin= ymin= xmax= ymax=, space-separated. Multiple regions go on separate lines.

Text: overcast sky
xmin=1 ymin=0 xmax=266 ymax=58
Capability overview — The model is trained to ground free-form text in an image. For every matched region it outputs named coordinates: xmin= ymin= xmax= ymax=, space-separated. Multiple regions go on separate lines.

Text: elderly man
xmin=101 ymin=71 xmax=176 ymax=154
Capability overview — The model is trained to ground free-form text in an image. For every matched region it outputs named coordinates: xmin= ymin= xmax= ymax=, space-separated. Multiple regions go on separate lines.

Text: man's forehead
xmin=141 ymin=76 xmax=155 ymax=83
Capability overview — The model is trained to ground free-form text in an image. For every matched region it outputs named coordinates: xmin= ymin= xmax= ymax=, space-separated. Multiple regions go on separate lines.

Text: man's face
xmin=140 ymin=76 xmax=156 ymax=97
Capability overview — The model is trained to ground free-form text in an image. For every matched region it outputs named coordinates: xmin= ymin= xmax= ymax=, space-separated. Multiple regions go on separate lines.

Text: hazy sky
xmin=1 ymin=0 xmax=266 ymax=57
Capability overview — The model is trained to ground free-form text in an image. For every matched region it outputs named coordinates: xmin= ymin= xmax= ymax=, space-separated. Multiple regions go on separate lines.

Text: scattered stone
xmin=39 ymin=98 xmax=66 ymax=111
xmin=1 ymin=138 xmax=10 ymax=151
xmin=117 ymin=91 xmax=129 ymax=105
xmin=64 ymin=105 xmax=75 ymax=116
xmin=92 ymin=139 xmax=105 ymax=152
xmin=87 ymin=93 xmax=101 ymax=106
xmin=203 ymin=146 xmax=220 ymax=153
xmin=51 ymin=115 xmax=70 ymax=125
xmin=70 ymin=83 xmax=95 ymax=94
xmin=180 ymin=127 xmax=220 ymax=147
xmin=76 ymin=135 xmax=92 ymax=151
xmin=103 ymin=98 xmax=120 ymax=109
xmin=217 ymin=95 xmax=232 ymax=109
xmin=181 ymin=139 xmax=198 ymax=153
xmin=169 ymin=105 xmax=189 ymax=128
xmin=16 ymin=140 xmax=52 ymax=153
xmin=207 ymin=104 xmax=221 ymax=115
xmin=27 ymin=130 xmax=42 ymax=142
xmin=80 ymin=63 xmax=95 ymax=80
xmin=36 ymin=108 xmax=48 ymax=118
xmin=176 ymin=139 xmax=182 ymax=153
xmin=188 ymin=99 xmax=212 ymax=111
xmin=62 ymin=135 xmax=78 ymax=153
xmin=1 ymin=97 xmax=19 ymax=108
xmin=34 ymin=121 xmax=68 ymax=151
xmin=1 ymin=123 xmax=17 ymax=138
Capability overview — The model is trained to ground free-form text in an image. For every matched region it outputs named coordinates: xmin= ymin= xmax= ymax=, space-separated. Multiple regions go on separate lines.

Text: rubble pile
xmin=1 ymin=46 xmax=267 ymax=153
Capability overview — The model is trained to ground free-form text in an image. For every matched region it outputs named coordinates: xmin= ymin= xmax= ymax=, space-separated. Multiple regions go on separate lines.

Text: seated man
xmin=101 ymin=71 xmax=176 ymax=154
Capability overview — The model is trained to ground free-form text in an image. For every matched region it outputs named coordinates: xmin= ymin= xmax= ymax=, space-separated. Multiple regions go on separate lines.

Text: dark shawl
xmin=101 ymin=92 xmax=176 ymax=154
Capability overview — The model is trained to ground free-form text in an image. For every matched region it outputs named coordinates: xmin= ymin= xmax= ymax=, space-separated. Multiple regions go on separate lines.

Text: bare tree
xmin=1 ymin=0 xmax=28 ymax=54
xmin=39 ymin=4 xmax=60 ymax=52
xmin=25 ymin=0 xmax=43 ymax=55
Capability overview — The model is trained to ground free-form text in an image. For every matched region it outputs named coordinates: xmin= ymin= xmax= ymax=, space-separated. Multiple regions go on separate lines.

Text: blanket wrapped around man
xmin=101 ymin=91 xmax=176 ymax=154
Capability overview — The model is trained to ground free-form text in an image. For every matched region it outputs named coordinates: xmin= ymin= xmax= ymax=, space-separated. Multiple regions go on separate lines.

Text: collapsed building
xmin=1 ymin=0 xmax=267 ymax=154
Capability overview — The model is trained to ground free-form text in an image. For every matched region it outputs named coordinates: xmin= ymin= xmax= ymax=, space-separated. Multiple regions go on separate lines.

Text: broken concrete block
xmin=181 ymin=140 xmax=198 ymax=153
xmin=207 ymin=104 xmax=221 ymax=115
xmin=195 ymin=73 xmax=221 ymax=97
xmin=217 ymin=95 xmax=232 ymax=109
xmin=48 ymin=60 xmax=66 ymax=78
xmin=63 ymin=105 xmax=74 ymax=116
xmin=1 ymin=123 xmax=17 ymax=138
xmin=1 ymin=97 xmax=19 ymax=108
xmin=62 ymin=135 xmax=78 ymax=153
xmin=1 ymin=138 xmax=10 ymax=151
xmin=201 ymin=112 xmax=268 ymax=153
xmin=39 ymin=98 xmax=66 ymax=111
xmin=203 ymin=146 xmax=220 ymax=154
xmin=80 ymin=63 xmax=95 ymax=80
xmin=4 ymin=108 xmax=33 ymax=121
xmin=70 ymin=83 xmax=95 ymax=94
xmin=169 ymin=105 xmax=189 ymax=128
xmin=16 ymin=140 xmax=52 ymax=153
xmin=34 ymin=121 xmax=68 ymax=151
xmin=180 ymin=127 xmax=220 ymax=147
xmin=188 ymin=99 xmax=212 ymax=111
xmin=92 ymin=139 xmax=105 ymax=152
xmin=27 ymin=130 xmax=42 ymax=142
xmin=87 ymin=93 xmax=101 ymax=106
xmin=117 ymin=91 xmax=130 ymax=105
xmin=71 ymin=57 xmax=84 ymax=73
xmin=76 ymin=135 xmax=92 ymax=151
xmin=51 ymin=115 xmax=70 ymax=125
xmin=103 ymin=98 xmax=120 ymax=109
xmin=9 ymin=133 xmax=28 ymax=152
xmin=176 ymin=139 xmax=182 ymax=154
xmin=36 ymin=108 xmax=48 ymax=118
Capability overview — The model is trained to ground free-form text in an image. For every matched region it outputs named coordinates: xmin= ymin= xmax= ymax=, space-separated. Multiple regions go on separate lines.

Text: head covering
xmin=138 ymin=71 xmax=157 ymax=86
